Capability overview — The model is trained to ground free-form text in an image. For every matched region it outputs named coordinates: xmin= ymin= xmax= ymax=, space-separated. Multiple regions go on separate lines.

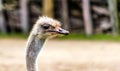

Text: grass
xmin=58 ymin=34 xmax=120 ymax=41
xmin=0 ymin=33 xmax=120 ymax=41
xmin=0 ymin=33 xmax=28 ymax=39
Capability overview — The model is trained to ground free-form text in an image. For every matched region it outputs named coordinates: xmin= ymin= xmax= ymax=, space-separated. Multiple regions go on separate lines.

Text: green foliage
xmin=58 ymin=34 xmax=120 ymax=41
xmin=0 ymin=33 xmax=120 ymax=41
xmin=0 ymin=33 xmax=28 ymax=39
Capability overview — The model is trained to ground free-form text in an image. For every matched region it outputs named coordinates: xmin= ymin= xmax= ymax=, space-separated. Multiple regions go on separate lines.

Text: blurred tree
xmin=82 ymin=0 xmax=93 ymax=36
xmin=61 ymin=0 xmax=69 ymax=30
xmin=108 ymin=0 xmax=119 ymax=35
xmin=43 ymin=0 xmax=54 ymax=18
xmin=3 ymin=0 xmax=14 ymax=3
xmin=20 ymin=0 xmax=29 ymax=33
xmin=0 ymin=0 xmax=6 ymax=33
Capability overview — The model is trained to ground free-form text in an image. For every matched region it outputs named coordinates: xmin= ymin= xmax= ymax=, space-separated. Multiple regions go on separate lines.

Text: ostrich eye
xmin=42 ymin=24 xmax=50 ymax=29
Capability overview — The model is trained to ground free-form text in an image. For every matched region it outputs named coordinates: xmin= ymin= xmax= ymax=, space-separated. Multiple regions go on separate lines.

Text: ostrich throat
xmin=26 ymin=34 xmax=46 ymax=71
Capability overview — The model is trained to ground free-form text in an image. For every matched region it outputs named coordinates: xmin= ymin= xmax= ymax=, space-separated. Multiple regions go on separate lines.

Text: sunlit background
xmin=0 ymin=0 xmax=120 ymax=71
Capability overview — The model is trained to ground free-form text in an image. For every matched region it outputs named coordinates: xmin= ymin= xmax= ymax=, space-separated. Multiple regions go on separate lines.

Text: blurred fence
xmin=0 ymin=0 xmax=120 ymax=35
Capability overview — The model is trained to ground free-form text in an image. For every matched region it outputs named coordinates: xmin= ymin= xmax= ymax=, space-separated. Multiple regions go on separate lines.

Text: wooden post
xmin=20 ymin=0 xmax=28 ymax=33
xmin=82 ymin=0 xmax=93 ymax=36
xmin=108 ymin=0 xmax=119 ymax=35
xmin=0 ymin=0 xmax=6 ymax=33
xmin=61 ymin=0 xmax=69 ymax=30
xmin=43 ymin=0 xmax=54 ymax=18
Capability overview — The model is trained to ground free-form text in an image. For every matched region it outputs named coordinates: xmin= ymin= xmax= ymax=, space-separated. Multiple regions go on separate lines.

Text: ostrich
xmin=26 ymin=16 xmax=69 ymax=71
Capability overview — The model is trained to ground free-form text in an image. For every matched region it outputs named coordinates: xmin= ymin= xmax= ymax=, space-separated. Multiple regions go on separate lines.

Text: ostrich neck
xmin=26 ymin=34 xmax=46 ymax=71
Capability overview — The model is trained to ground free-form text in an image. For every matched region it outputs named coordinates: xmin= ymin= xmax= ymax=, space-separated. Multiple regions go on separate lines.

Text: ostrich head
xmin=26 ymin=16 xmax=69 ymax=71
xmin=31 ymin=16 xmax=69 ymax=39
xmin=26 ymin=17 xmax=69 ymax=71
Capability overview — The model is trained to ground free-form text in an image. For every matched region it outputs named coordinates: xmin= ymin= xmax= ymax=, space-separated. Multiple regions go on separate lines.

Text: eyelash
xmin=41 ymin=24 xmax=56 ymax=30
xmin=43 ymin=25 xmax=50 ymax=29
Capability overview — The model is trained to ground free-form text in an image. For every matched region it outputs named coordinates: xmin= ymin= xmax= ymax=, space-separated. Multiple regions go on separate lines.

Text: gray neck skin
xmin=26 ymin=34 xmax=46 ymax=71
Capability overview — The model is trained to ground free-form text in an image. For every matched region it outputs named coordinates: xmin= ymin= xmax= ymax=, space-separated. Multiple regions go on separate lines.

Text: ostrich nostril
xmin=59 ymin=29 xmax=62 ymax=32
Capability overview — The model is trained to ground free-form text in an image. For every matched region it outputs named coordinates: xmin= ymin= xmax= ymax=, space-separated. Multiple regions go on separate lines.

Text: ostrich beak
xmin=56 ymin=28 xmax=69 ymax=35
xmin=47 ymin=28 xmax=69 ymax=35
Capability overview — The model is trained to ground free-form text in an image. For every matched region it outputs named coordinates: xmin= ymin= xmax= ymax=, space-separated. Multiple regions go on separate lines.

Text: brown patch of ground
xmin=0 ymin=39 xmax=120 ymax=71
